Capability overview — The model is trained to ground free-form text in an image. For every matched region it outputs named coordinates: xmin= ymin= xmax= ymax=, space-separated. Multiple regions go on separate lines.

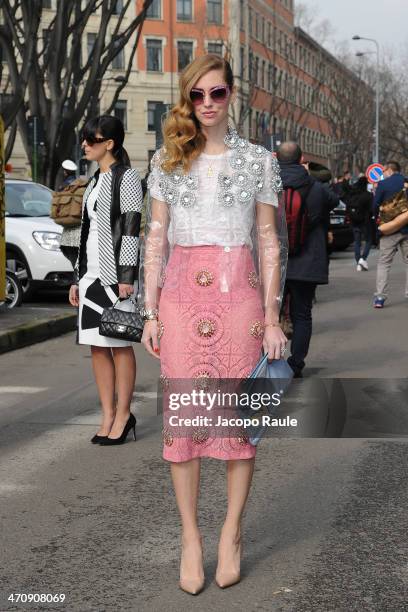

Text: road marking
xmin=0 ymin=386 xmax=48 ymax=394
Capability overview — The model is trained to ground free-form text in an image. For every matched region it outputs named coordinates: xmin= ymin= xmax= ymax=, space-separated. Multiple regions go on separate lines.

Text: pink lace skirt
xmin=158 ymin=245 xmax=264 ymax=462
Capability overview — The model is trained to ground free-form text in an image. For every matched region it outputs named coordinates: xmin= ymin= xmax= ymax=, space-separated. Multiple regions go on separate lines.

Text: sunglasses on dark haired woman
xmin=82 ymin=135 xmax=109 ymax=146
xmin=190 ymin=85 xmax=231 ymax=106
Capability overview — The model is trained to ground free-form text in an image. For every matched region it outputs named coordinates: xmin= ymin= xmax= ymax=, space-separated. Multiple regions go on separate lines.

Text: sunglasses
xmin=82 ymin=136 xmax=109 ymax=146
xmin=190 ymin=85 xmax=230 ymax=106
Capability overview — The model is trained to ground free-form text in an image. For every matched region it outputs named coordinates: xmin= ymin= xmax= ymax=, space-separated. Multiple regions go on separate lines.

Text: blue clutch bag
xmin=240 ymin=354 xmax=294 ymax=446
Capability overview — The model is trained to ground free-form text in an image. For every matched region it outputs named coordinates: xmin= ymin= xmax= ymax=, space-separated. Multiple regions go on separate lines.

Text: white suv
xmin=5 ymin=179 xmax=74 ymax=298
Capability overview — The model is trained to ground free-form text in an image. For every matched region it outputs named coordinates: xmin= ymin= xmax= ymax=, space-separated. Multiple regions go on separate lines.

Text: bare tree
xmin=0 ymin=0 xmax=153 ymax=186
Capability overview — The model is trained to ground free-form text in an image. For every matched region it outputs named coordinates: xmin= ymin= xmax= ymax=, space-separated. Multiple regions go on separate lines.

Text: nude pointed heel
xmin=215 ymin=538 xmax=242 ymax=589
xmin=179 ymin=538 xmax=205 ymax=595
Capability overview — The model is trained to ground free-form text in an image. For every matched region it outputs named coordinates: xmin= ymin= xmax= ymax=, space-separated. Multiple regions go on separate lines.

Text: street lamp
xmin=352 ymin=35 xmax=380 ymax=163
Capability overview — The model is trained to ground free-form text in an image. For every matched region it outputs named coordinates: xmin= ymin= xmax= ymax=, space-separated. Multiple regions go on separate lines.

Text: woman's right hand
xmin=69 ymin=284 xmax=79 ymax=307
xmin=142 ymin=320 xmax=160 ymax=359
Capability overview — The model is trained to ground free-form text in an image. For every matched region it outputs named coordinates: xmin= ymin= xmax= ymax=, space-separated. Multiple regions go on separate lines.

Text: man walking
xmin=343 ymin=176 xmax=373 ymax=271
xmin=277 ymin=142 xmax=331 ymax=378
xmin=373 ymin=160 xmax=408 ymax=308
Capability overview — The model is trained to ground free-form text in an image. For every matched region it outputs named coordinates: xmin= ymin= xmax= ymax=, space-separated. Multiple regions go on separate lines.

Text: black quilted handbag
xmin=99 ymin=298 xmax=144 ymax=343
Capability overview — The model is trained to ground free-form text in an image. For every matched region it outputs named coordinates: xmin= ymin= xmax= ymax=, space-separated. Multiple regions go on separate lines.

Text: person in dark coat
xmin=278 ymin=142 xmax=331 ymax=378
xmin=343 ymin=176 xmax=373 ymax=270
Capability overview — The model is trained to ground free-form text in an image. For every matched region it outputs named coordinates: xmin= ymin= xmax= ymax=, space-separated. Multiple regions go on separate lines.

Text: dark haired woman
xmin=141 ymin=55 xmax=287 ymax=593
xmin=69 ymin=115 xmax=143 ymax=445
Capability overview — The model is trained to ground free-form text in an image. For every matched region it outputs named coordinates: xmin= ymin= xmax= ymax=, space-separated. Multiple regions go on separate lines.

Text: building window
xmin=147 ymin=101 xmax=162 ymax=131
xmin=177 ymin=0 xmax=192 ymax=21
xmin=240 ymin=0 xmax=244 ymax=30
xmin=146 ymin=39 xmax=162 ymax=72
xmin=87 ymin=33 xmax=97 ymax=58
xmin=146 ymin=0 xmax=161 ymax=19
xmin=261 ymin=60 xmax=265 ymax=89
xmin=114 ymin=100 xmax=127 ymax=131
xmin=207 ymin=42 xmax=223 ymax=56
xmin=112 ymin=43 xmax=125 ymax=69
xmin=113 ymin=0 xmax=123 ymax=14
xmin=207 ymin=0 xmax=222 ymax=24
xmin=177 ymin=41 xmax=193 ymax=71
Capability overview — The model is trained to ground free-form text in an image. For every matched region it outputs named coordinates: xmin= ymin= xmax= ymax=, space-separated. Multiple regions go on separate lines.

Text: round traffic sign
xmin=366 ymin=163 xmax=384 ymax=184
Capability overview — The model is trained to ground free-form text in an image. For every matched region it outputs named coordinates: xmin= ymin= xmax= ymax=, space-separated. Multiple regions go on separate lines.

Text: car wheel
xmin=5 ymin=271 xmax=23 ymax=308
xmin=6 ymin=251 xmax=33 ymax=299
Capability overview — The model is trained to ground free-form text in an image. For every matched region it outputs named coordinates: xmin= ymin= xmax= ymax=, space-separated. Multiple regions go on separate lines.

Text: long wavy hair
xmin=162 ymin=54 xmax=234 ymax=173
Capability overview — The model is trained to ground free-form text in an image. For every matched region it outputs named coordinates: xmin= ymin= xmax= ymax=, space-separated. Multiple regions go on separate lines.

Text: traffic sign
xmin=366 ymin=163 xmax=384 ymax=184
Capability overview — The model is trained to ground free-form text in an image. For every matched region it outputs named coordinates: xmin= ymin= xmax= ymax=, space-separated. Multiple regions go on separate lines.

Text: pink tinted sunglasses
xmin=190 ymin=85 xmax=231 ymax=106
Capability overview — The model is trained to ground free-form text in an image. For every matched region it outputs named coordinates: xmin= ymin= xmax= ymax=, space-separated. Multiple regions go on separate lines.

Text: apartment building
xmin=3 ymin=0 xmax=368 ymax=178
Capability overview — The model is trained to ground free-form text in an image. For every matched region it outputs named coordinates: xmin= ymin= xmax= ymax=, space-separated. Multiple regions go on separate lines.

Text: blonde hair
xmin=161 ymin=54 xmax=234 ymax=174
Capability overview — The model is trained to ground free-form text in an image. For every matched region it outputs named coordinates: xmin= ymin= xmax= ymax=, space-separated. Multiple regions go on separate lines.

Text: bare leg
xmin=91 ymin=346 xmax=116 ymax=436
xmin=109 ymin=346 xmax=136 ymax=438
xmin=216 ymin=457 xmax=255 ymax=587
xmin=170 ymin=459 xmax=204 ymax=593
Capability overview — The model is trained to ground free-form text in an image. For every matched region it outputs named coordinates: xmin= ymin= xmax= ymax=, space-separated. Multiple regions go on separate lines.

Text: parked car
xmin=5 ymin=179 xmax=74 ymax=298
xmin=329 ymin=200 xmax=354 ymax=251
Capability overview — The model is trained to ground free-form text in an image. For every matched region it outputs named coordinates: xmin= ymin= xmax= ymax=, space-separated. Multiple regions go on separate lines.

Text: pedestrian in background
xmin=373 ymin=160 xmax=408 ymax=308
xmin=57 ymin=159 xmax=77 ymax=190
xmin=343 ymin=176 xmax=373 ymax=271
xmin=278 ymin=142 xmax=331 ymax=378
xmin=58 ymin=160 xmax=82 ymax=268
xmin=68 ymin=115 xmax=143 ymax=444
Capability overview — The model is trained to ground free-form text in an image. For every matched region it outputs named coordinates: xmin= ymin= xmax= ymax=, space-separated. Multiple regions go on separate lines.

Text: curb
xmin=0 ymin=312 xmax=77 ymax=355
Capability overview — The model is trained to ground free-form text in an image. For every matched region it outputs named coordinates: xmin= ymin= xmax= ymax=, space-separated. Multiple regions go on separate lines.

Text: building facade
xmin=4 ymin=0 xmax=370 ymax=179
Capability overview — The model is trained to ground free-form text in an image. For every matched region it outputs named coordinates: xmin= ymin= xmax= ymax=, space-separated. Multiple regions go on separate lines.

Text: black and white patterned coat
xmin=75 ymin=163 xmax=143 ymax=286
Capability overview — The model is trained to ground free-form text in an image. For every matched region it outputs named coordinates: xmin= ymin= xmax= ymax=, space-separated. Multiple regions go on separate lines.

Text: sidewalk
xmin=0 ymin=303 xmax=77 ymax=354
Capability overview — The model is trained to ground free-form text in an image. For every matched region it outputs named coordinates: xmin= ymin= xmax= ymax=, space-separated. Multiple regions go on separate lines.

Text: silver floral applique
xmin=230 ymin=152 xmax=247 ymax=171
xmin=218 ymin=174 xmax=233 ymax=191
xmin=220 ymin=192 xmax=235 ymax=207
xmin=249 ymin=160 xmax=264 ymax=176
xmin=180 ymin=191 xmax=197 ymax=208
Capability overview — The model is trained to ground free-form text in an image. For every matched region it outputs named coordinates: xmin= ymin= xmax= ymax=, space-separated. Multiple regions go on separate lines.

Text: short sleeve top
xmin=147 ymin=137 xmax=282 ymax=248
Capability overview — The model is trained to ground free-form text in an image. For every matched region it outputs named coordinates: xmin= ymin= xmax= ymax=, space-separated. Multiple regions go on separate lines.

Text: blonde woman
xmin=141 ymin=55 xmax=287 ymax=594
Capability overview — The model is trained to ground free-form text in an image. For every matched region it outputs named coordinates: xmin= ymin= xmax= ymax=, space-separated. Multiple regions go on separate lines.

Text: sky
xmin=299 ymin=0 xmax=408 ymax=53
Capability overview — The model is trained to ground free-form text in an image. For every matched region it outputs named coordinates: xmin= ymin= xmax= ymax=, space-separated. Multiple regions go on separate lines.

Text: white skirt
xmin=78 ymin=276 xmax=134 ymax=347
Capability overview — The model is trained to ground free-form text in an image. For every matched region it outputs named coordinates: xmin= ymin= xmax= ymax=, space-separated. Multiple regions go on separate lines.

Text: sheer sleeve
xmin=255 ymin=155 xmax=288 ymax=323
xmin=256 ymin=153 xmax=282 ymax=207
xmin=138 ymin=149 xmax=170 ymax=309
xmin=147 ymin=149 xmax=166 ymax=203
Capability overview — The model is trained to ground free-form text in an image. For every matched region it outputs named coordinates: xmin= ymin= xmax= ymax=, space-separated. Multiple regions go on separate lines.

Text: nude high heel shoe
xmin=179 ymin=538 xmax=205 ymax=595
xmin=215 ymin=537 xmax=242 ymax=589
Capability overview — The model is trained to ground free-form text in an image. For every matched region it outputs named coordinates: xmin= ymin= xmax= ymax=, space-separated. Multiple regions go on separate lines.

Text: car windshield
xmin=5 ymin=182 xmax=52 ymax=217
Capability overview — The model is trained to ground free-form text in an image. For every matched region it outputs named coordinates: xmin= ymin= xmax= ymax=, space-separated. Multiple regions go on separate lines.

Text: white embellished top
xmin=147 ymin=131 xmax=282 ymax=249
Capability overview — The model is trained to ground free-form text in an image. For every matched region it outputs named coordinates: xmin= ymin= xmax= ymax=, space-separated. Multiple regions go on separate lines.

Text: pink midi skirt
xmin=158 ymin=245 xmax=264 ymax=462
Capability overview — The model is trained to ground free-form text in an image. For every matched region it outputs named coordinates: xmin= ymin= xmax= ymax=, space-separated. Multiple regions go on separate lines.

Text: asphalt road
xmin=0 ymin=249 xmax=407 ymax=612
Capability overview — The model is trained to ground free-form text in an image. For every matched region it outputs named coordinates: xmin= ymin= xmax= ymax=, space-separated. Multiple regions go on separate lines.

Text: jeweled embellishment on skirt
xmin=194 ymin=371 xmax=211 ymax=391
xmin=157 ymin=320 xmax=164 ymax=339
xmin=238 ymin=433 xmax=249 ymax=445
xmin=192 ymin=428 xmax=210 ymax=444
xmin=248 ymin=271 xmax=259 ymax=288
xmin=162 ymin=427 xmax=174 ymax=446
xmin=195 ymin=269 xmax=214 ymax=287
xmin=250 ymin=320 xmax=264 ymax=338
xmin=197 ymin=318 xmax=216 ymax=337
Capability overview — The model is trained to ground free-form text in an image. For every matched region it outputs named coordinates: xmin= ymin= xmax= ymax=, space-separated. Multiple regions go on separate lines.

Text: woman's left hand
xmin=263 ymin=325 xmax=288 ymax=361
xmin=118 ymin=283 xmax=134 ymax=299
